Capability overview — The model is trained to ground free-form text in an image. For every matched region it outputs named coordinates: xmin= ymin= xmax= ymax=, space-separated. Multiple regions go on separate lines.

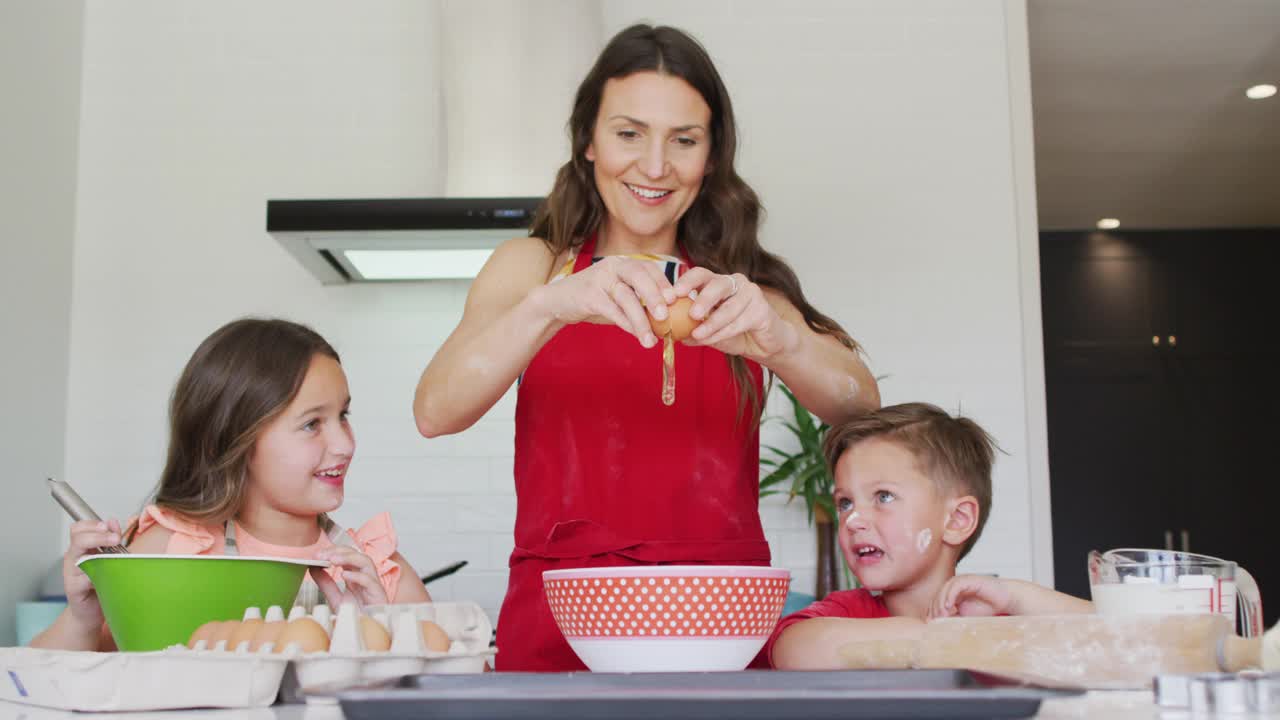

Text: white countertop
xmin=7 ymin=691 xmax=1278 ymax=720
xmin=0 ymin=701 xmax=338 ymax=720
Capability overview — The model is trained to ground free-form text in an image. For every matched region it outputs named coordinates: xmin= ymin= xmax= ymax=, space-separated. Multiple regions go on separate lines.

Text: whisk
xmin=47 ymin=477 xmax=130 ymax=554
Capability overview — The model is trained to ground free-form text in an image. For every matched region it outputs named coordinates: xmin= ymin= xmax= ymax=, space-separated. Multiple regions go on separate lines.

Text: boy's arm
xmin=771 ymin=616 xmax=926 ymax=670
xmin=1003 ymin=579 xmax=1094 ymax=615
xmin=931 ymin=575 xmax=1093 ymax=618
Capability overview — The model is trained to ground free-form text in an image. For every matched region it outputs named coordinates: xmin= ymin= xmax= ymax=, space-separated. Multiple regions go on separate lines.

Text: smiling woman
xmin=413 ymin=24 xmax=881 ymax=672
xmin=585 ymin=71 xmax=711 ymax=243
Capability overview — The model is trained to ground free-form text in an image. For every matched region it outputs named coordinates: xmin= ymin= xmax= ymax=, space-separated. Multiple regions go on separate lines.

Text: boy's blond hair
xmin=822 ymin=402 xmax=996 ymax=560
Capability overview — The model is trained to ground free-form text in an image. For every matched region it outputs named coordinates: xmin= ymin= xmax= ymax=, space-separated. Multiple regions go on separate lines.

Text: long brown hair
xmin=125 ymin=318 xmax=339 ymax=543
xmin=530 ymin=24 xmax=856 ymax=421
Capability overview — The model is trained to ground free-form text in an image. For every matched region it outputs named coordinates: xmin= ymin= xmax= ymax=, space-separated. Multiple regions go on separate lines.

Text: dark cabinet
xmin=1041 ymin=230 xmax=1280 ymax=627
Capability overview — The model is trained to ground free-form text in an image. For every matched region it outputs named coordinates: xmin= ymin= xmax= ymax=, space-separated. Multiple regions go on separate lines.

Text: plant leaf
xmin=796 ymin=462 xmax=826 ymax=497
xmin=760 ymin=457 xmax=800 ymax=490
xmin=759 ymin=381 xmax=835 ymax=528
xmin=780 ymin=421 xmax=803 ymax=440
xmin=762 ymin=444 xmax=793 ymax=459
xmin=815 ymin=494 xmax=837 ymax=521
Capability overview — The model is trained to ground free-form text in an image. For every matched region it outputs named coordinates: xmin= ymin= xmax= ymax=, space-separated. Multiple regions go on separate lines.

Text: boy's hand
xmin=928 ymin=575 xmax=1015 ymax=619
xmin=312 ymin=546 xmax=390 ymax=608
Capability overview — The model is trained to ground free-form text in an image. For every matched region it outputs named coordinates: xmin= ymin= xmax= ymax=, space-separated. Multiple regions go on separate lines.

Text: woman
xmin=414 ymin=24 xmax=879 ymax=671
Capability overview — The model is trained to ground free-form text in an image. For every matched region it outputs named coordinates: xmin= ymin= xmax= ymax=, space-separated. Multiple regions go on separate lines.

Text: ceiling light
xmin=1096 ymin=218 xmax=1120 ymax=230
xmin=1245 ymin=84 xmax=1277 ymax=100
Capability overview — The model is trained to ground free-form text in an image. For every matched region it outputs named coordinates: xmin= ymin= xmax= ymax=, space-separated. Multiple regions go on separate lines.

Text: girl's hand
xmin=312 ymin=546 xmax=390 ymax=608
xmin=62 ymin=519 xmax=122 ymax=631
xmin=671 ymin=268 xmax=799 ymax=362
xmin=928 ymin=575 xmax=1015 ymax=619
xmin=535 ymin=255 xmax=677 ymax=349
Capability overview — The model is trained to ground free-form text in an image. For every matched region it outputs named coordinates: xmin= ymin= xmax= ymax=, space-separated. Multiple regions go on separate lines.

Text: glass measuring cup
xmin=1088 ymin=548 xmax=1263 ymax=637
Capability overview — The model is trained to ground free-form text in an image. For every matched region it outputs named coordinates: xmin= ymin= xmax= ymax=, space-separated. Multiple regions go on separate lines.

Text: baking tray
xmin=338 ymin=669 xmax=1085 ymax=720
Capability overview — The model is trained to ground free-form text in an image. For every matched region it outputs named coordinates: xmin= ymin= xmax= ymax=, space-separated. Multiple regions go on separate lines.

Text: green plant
xmin=759 ymin=384 xmax=856 ymax=595
xmin=759 ymin=384 xmax=834 ymax=523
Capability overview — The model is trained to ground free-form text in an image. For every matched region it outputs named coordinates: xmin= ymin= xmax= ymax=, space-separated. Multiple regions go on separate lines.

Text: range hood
xmin=267 ymin=197 xmax=542 ymax=284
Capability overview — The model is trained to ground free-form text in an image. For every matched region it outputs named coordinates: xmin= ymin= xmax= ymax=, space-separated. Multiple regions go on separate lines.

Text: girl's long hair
xmin=125 ymin=318 xmax=339 ymax=543
xmin=529 ymin=24 xmax=856 ymax=422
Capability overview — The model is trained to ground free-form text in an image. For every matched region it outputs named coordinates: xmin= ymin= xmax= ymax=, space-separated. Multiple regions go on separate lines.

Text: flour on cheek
xmin=916 ymin=528 xmax=932 ymax=554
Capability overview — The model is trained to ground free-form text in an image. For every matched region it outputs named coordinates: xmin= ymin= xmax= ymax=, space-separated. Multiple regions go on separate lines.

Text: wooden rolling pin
xmin=838 ymin=614 xmax=1265 ymax=689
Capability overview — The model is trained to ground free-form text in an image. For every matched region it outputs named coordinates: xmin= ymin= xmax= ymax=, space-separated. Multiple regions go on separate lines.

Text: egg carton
xmin=294 ymin=601 xmax=494 ymax=695
xmin=0 ymin=645 xmax=288 ymax=711
xmin=184 ymin=600 xmax=495 ymax=699
xmin=0 ymin=602 xmax=493 ymax=712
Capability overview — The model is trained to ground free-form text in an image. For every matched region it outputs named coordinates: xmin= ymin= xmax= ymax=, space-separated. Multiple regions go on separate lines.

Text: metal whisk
xmin=47 ymin=478 xmax=130 ymax=554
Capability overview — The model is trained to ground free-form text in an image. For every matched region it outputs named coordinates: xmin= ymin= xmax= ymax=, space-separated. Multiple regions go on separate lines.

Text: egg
xmin=648 ymin=297 xmax=701 ymax=342
xmin=250 ymin=621 xmax=286 ymax=652
xmin=420 ymin=620 xmax=451 ymax=652
xmin=209 ymin=620 xmax=241 ymax=650
xmin=358 ymin=615 xmax=391 ymax=652
xmin=228 ymin=618 xmax=263 ymax=651
xmin=276 ymin=617 xmax=330 ymax=653
xmin=187 ymin=620 xmax=220 ymax=649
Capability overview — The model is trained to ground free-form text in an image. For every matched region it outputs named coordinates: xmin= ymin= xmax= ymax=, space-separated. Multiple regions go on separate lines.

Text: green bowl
xmin=77 ymin=554 xmax=326 ymax=651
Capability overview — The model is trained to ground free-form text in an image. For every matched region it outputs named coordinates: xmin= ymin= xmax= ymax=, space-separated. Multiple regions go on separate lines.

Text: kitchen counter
xmin=5 ymin=691 xmax=1276 ymax=720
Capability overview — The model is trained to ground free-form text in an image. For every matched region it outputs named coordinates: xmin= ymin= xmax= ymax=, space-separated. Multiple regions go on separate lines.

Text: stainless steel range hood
xmin=266 ymin=197 xmax=541 ymax=284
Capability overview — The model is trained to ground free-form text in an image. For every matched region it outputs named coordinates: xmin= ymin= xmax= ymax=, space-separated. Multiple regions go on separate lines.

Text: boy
xmin=768 ymin=403 xmax=1092 ymax=669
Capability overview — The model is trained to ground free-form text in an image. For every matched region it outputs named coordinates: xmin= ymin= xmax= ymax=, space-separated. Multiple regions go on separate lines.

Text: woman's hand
xmin=928 ymin=575 xmax=1015 ymax=619
xmin=671 ymin=268 xmax=799 ymax=362
xmin=62 ymin=519 xmax=121 ymax=631
xmin=312 ymin=546 xmax=390 ymax=608
xmin=535 ymin=255 xmax=677 ymax=348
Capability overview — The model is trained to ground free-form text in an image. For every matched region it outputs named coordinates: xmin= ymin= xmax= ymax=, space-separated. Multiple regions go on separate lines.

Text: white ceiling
xmin=1028 ymin=0 xmax=1280 ymax=230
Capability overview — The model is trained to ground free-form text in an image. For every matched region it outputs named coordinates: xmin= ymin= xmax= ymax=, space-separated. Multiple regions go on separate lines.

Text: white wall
xmin=1 ymin=0 xmax=84 ymax=645
xmin=62 ymin=0 xmax=1049 ymax=627
xmin=441 ymin=0 xmax=602 ymax=196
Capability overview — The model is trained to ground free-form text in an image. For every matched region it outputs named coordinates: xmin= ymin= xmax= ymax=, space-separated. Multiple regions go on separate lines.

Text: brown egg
xmin=420 ymin=620 xmax=451 ymax=652
xmin=249 ymin=621 xmax=286 ymax=652
xmin=276 ymin=617 xmax=330 ymax=653
xmin=210 ymin=621 xmax=241 ymax=650
xmin=228 ymin=619 xmax=262 ymax=651
xmin=187 ymin=620 xmax=220 ymax=649
xmin=359 ymin=615 xmax=391 ymax=652
xmin=649 ymin=297 xmax=701 ymax=342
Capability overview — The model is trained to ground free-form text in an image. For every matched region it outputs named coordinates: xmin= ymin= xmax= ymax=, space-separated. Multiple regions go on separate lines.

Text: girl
xmin=414 ymin=25 xmax=880 ymax=670
xmin=33 ymin=318 xmax=431 ymax=651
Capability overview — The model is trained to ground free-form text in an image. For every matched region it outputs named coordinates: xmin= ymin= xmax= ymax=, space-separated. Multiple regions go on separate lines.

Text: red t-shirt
xmin=764 ymin=589 xmax=892 ymax=668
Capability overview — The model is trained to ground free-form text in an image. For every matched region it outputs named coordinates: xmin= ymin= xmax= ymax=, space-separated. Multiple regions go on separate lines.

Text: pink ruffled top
xmin=134 ymin=505 xmax=404 ymax=602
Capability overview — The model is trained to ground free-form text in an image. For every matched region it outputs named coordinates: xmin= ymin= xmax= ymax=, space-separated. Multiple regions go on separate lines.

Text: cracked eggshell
xmin=648 ymin=297 xmax=700 ymax=342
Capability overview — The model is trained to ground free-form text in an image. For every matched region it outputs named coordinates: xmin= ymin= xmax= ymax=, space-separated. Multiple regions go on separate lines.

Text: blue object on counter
xmin=17 ymin=601 xmax=66 ymax=646
xmin=782 ymin=591 xmax=816 ymax=617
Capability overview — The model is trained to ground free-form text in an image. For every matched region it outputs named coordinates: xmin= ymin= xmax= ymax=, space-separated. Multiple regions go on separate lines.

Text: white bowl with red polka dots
xmin=542 ymin=565 xmax=791 ymax=672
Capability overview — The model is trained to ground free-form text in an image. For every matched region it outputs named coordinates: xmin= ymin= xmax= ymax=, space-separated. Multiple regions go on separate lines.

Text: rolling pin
xmin=838 ymin=614 xmax=1269 ymax=689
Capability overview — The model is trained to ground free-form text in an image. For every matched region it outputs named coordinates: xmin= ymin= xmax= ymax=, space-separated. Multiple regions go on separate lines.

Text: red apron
xmin=494 ymin=235 xmax=772 ymax=671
